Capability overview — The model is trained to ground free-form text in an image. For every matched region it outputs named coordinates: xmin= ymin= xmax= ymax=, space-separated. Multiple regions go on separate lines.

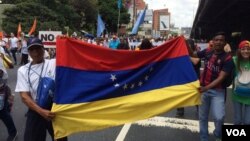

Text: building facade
xmin=153 ymin=9 xmax=171 ymax=37
xmin=126 ymin=0 xmax=172 ymax=37
xmin=128 ymin=0 xmax=146 ymax=24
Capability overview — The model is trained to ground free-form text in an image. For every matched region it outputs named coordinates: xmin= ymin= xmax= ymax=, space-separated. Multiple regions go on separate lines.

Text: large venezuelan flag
xmin=52 ymin=36 xmax=200 ymax=139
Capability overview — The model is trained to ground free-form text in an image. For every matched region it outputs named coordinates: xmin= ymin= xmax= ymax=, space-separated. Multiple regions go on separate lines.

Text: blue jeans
xmin=0 ymin=100 xmax=17 ymax=137
xmin=233 ymin=101 xmax=250 ymax=125
xmin=199 ymin=89 xmax=226 ymax=141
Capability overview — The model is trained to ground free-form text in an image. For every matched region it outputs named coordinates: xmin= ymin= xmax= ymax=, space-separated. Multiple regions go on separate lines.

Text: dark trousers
xmin=10 ymin=48 xmax=17 ymax=64
xmin=20 ymin=54 xmax=29 ymax=65
xmin=0 ymin=101 xmax=17 ymax=137
xmin=24 ymin=109 xmax=67 ymax=141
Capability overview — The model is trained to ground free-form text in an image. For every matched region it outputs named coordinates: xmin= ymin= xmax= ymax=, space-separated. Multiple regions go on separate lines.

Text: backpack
xmin=36 ymin=77 xmax=55 ymax=109
xmin=203 ymin=49 xmax=234 ymax=88
xmin=233 ymin=58 xmax=250 ymax=97
xmin=28 ymin=60 xmax=55 ymax=110
xmin=234 ymin=74 xmax=250 ymax=97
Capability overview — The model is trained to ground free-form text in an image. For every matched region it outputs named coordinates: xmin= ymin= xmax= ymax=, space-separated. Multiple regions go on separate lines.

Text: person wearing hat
xmin=19 ymin=32 xmax=29 ymax=65
xmin=15 ymin=37 xmax=67 ymax=141
xmin=231 ymin=40 xmax=250 ymax=125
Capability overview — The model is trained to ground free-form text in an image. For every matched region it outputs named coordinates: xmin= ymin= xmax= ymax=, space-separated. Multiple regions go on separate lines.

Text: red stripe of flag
xmin=56 ymin=36 xmax=188 ymax=71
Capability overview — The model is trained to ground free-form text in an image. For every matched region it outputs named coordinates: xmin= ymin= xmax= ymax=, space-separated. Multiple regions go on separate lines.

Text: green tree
xmin=69 ymin=0 xmax=98 ymax=33
xmin=1 ymin=0 xmax=130 ymax=36
xmin=2 ymin=2 xmax=59 ymax=34
xmin=1 ymin=0 xmax=81 ymax=34
xmin=54 ymin=0 xmax=81 ymax=32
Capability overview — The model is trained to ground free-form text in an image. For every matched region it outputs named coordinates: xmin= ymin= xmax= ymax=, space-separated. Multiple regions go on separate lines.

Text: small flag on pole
xmin=118 ymin=0 xmax=122 ymax=9
xmin=131 ymin=8 xmax=146 ymax=35
xmin=28 ymin=18 xmax=37 ymax=36
xmin=97 ymin=14 xmax=105 ymax=37
xmin=17 ymin=22 xmax=22 ymax=38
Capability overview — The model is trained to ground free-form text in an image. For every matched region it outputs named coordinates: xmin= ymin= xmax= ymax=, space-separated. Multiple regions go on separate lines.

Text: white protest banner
xmin=39 ymin=31 xmax=62 ymax=48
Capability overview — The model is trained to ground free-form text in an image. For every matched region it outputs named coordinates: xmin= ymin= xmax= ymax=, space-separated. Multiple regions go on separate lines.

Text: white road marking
xmin=115 ymin=123 xmax=132 ymax=141
xmin=135 ymin=116 xmax=232 ymax=134
xmin=116 ymin=116 xmax=232 ymax=141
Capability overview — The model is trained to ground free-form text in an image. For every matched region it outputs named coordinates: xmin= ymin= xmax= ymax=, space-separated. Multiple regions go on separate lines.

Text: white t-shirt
xmin=15 ymin=59 xmax=56 ymax=100
xmin=9 ymin=37 xmax=18 ymax=49
xmin=21 ymin=39 xmax=28 ymax=54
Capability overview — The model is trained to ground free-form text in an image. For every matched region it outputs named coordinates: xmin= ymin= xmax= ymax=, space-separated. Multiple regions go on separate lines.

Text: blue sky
xmin=144 ymin=0 xmax=199 ymax=28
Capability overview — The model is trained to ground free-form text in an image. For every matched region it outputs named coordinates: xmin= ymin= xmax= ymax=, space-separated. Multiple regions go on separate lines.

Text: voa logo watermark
xmin=226 ymin=129 xmax=246 ymax=136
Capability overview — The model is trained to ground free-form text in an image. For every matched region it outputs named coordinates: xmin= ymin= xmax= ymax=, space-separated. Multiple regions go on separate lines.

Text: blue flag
xmin=131 ymin=8 xmax=146 ymax=35
xmin=97 ymin=14 xmax=105 ymax=37
xmin=118 ymin=0 xmax=122 ymax=9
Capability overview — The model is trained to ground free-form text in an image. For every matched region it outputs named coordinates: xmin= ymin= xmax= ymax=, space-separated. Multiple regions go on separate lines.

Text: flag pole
xmin=133 ymin=0 xmax=136 ymax=27
xmin=117 ymin=8 xmax=120 ymax=35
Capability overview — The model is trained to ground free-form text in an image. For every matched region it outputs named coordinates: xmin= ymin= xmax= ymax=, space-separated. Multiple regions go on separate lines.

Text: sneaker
xmin=6 ymin=131 xmax=18 ymax=141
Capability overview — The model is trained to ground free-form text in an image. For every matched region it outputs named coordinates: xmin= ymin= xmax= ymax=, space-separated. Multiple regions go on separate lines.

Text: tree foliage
xmin=69 ymin=0 xmax=98 ymax=33
xmin=2 ymin=2 xmax=58 ymax=34
xmin=1 ymin=0 xmax=130 ymax=35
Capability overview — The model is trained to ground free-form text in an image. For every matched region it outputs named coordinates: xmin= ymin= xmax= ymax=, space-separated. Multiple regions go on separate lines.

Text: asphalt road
xmin=0 ymin=56 xmax=234 ymax=141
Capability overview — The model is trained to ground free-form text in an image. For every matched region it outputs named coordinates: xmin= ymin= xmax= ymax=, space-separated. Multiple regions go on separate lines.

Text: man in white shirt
xmin=19 ymin=33 xmax=29 ymax=65
xmin=9 ymin=33 xmax=18 ymax=65
xmin=15 ymin=37 xmax=67 ymax=141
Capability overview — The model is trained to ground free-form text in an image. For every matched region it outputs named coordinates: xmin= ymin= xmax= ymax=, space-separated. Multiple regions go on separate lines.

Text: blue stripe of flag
xmin=55 ymin=56 xmax=197 ymax=104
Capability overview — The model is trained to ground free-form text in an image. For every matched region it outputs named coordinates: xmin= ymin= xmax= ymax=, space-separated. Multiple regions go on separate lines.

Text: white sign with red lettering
xmin=39 ymin=31 xmax=62 ymax=48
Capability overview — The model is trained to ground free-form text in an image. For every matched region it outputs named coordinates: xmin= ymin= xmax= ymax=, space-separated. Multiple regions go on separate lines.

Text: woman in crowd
xmin=139 ymin=38 xmax=153 ymax=50
xmin=232 ymin=40 xmax=250 ymax=125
